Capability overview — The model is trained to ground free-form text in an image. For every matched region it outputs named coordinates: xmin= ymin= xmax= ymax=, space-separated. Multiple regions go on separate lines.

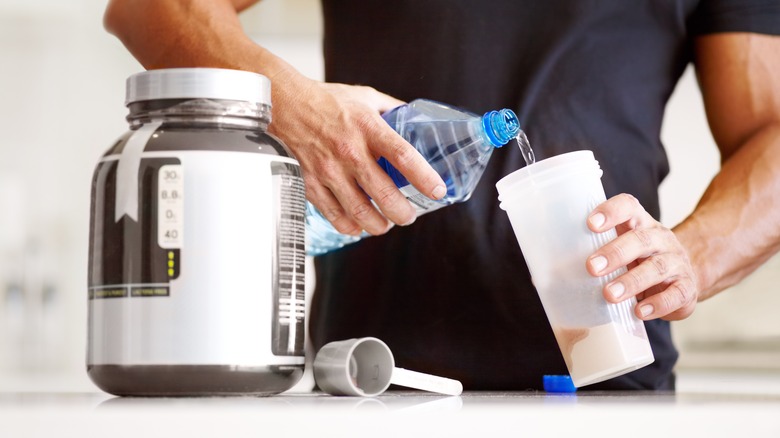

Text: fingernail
xmin=401 ymin=215 xmax=416 ymax=226
xmin=589 ymin=212 xmax=606 ymax=228
xmin=640 ymin=305 xmax=654 ymax=318
xmin=590 ymin=255 xmax=608 ymax=273
xmin=608 ymin=282 xmax=625 ymax=300
xmin=432 ymin=185 xmax=446 ymax=200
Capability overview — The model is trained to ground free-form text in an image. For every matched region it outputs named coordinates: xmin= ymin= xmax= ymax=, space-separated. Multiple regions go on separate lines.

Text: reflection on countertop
xmin=1 ymin=369 xmax=779 ymax=437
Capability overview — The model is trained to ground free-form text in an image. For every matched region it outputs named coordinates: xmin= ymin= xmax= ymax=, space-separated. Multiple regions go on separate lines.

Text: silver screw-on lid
xmin=125 ymin=68 xmax=272 ymax=106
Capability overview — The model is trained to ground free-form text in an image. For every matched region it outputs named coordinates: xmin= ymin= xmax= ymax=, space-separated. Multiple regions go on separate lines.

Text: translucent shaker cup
xmin=496 ymin=150 xmax=654 ymax=387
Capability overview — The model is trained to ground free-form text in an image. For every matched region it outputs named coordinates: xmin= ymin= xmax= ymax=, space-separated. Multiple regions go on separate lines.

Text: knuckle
xmin=374 ymin=184 xmax=401 ymax=207
xmin=659 ymin=293 xmax=675 ymax=314
xmin=321 ymin=205 xmax=345 ymax=223
xmin=604 ymin=242 xmax=627 ymax=262
xmin=302 ymin=173 xmax=320 ymax=191
xmin=311 ymin=160 xmax=340 ymax=183
xmin=390 ymin=142 xmax=418 ymax=168
xmin=303 ymin=169 xmax=322 ymax=188
xmin=676 ymin=280 xmax=695 ymax=304
xmin=350 ymin=201 xmax=374 ymax=221
xmin=663 ymin=281 xmax=691 ymax=311
xmin=324 ymin=208 xmax=362 ymax=235
xmin=333 ymin=140 xmax=363 ymax=166
xmin=650 ymin=255 xmax=669 ymax=277
xmin=353 ymin=110 xmax=380 ymax=134
xmin=633 ymin=228 xmax=653 ymax=249
xmin=624 ymin=268 xmax=644 ymax=291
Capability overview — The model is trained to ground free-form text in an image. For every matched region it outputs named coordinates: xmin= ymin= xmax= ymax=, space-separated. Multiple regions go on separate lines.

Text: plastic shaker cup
xmin=496 ymin=150 xmax=655 ymax=387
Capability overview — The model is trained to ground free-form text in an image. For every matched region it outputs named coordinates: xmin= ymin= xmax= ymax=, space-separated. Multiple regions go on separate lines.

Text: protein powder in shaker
xmin=87 ymin=68 xmax=306 ymax=396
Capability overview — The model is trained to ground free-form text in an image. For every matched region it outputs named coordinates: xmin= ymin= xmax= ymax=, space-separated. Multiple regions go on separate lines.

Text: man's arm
xmin=103 ymin=0 xmax=446 ymax=237
xmin=585 ymin=32 xmax=780 ymax=321
xmin=104 ymin=0 xmax=266 ymax=71
xmin=675 ymin=32 xmax=780 ymax=300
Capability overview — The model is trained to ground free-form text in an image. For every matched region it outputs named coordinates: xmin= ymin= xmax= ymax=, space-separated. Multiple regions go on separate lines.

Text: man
xmin=103 ymin=0 xmax=780 ymax=390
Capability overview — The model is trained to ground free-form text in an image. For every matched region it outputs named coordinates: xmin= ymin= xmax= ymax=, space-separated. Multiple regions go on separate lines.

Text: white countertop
xmin=2 ymin=369 xmax=779 ymax=437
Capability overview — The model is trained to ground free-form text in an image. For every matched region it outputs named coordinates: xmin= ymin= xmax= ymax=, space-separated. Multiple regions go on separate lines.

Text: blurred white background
xmin=0 ymin=0 xmax=777 ymax=391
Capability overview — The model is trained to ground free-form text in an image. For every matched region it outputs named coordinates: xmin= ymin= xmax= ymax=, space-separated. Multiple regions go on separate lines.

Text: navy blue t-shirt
xmin=311 ymin=0 xmax=780 ymax=390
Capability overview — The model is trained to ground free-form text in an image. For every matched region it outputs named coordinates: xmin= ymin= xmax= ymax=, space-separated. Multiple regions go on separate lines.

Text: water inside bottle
xmin=516 ymin=132 xmax=535 ymax=166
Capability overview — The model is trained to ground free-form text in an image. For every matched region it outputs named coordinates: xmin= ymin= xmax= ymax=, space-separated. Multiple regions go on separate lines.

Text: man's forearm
xmin=674 ymin=123 xmax=780 ymax=300
xmin=103 ymin=0 xmax=303 ymax=86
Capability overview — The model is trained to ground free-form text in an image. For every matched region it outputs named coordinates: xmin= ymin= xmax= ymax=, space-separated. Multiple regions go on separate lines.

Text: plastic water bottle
xmin=306 ymin=99 xmax=521 ymax=256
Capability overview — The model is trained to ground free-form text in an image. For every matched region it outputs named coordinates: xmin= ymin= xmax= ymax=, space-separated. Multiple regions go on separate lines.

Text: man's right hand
xmin=268 ymin=78 xmax=447 ymax=236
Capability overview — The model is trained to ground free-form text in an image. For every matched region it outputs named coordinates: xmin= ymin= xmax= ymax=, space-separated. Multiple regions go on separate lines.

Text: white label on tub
xmin=158 ymin=164 xmax=184 ymax=249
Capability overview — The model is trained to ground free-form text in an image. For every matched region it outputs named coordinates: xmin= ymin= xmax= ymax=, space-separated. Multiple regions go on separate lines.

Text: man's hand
xmin=268 ymin=80 xmax=447 ymax=237
xmin=585 ymin=194 xmax=699 ymax=321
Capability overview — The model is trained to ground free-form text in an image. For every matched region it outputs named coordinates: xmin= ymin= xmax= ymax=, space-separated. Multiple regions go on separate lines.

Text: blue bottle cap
xmin=543 ymin=375 xmax=577 ymax=393
xmin=482 ymin=109 xmax=520 ymax=147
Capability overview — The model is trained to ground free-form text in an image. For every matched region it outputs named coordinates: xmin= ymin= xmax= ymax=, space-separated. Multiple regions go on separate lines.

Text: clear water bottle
xmin=306 ymin=99 xmax=521 ymax=256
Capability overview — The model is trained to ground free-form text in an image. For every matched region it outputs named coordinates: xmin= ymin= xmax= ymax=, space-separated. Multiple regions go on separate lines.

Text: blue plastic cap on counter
xmin=543 ymin=375 xmax=577 ymax=393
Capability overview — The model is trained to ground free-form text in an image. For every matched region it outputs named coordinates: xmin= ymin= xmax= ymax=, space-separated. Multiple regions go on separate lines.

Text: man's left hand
xmin=586 ymin=193 xmax=699 ymax=321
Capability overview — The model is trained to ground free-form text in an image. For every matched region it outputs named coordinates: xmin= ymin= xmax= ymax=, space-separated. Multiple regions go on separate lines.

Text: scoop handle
xmin=390 ymin=367 xmax=463 ymax=396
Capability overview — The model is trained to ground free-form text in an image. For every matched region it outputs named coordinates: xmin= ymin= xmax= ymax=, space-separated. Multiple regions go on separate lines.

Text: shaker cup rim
xmin=496 ymin=150 xmax=602 ymax=206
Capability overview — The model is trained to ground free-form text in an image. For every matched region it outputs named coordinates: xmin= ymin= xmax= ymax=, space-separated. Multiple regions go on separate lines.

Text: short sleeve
xmin=690 ymin=0 xmax=780 ymax=36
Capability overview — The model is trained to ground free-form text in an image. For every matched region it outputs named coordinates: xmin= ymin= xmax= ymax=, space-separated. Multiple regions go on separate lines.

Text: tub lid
xmin=126 ymin=68 xmax=272 ymax=106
